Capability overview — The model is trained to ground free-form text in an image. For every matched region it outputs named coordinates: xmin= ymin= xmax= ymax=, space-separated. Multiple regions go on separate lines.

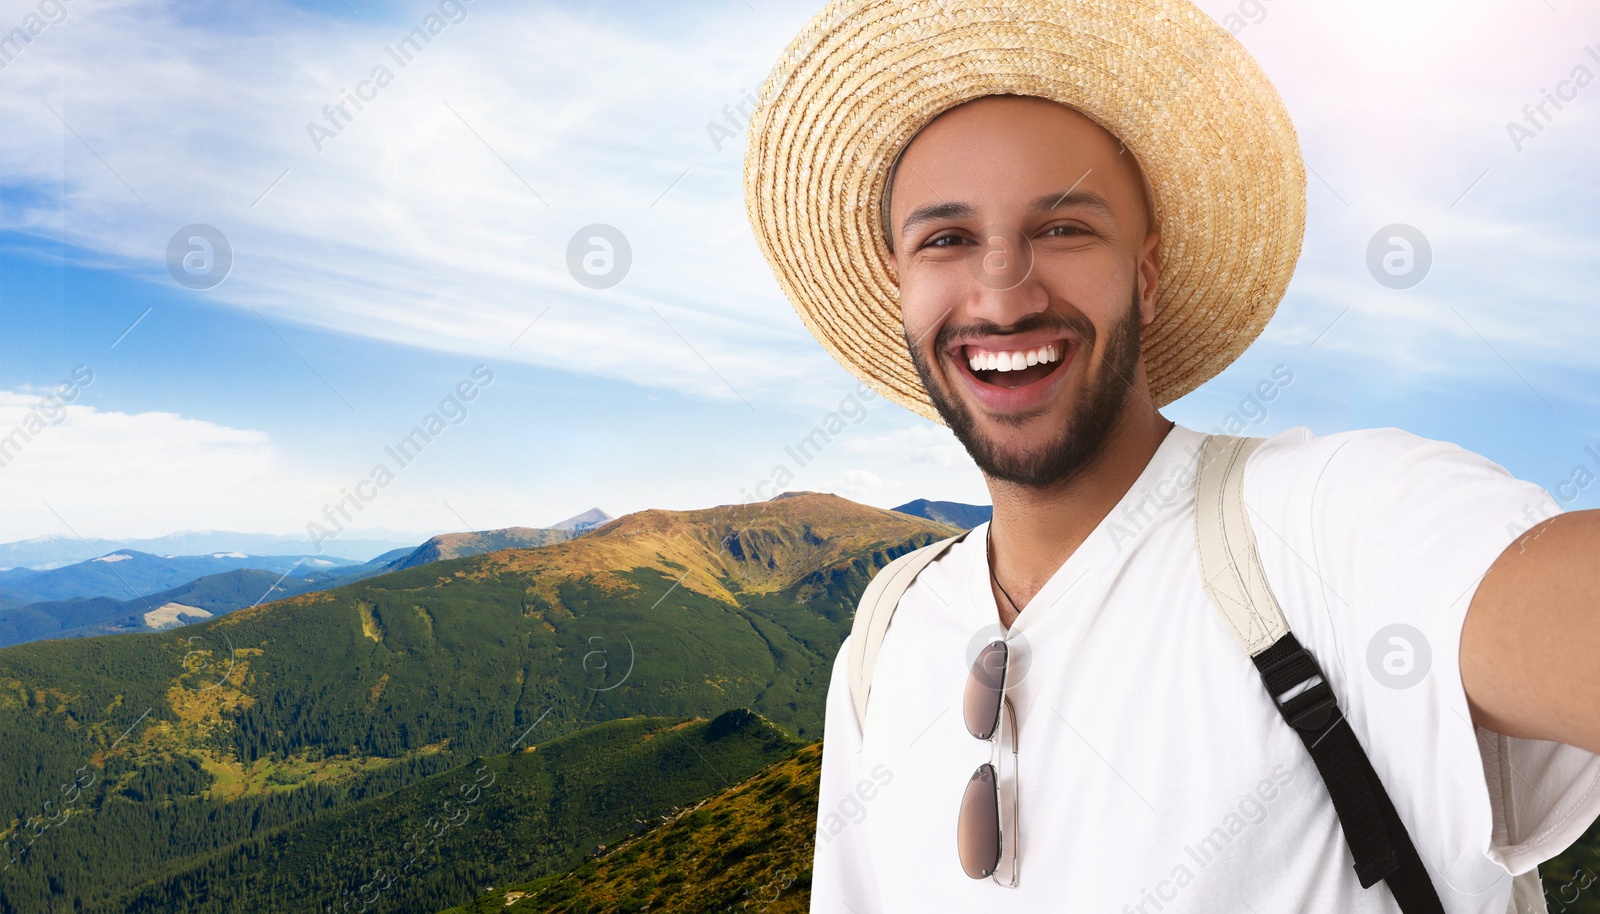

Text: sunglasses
xmin=958 ymin=639 xmax=1019 ymax=886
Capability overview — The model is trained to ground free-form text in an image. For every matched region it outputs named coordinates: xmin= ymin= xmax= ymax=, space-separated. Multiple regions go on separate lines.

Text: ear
xmin=1136 ymin=230 xmax=1161 ymax=326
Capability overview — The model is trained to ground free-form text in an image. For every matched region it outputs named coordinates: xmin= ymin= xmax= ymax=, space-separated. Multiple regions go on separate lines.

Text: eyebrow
xmin=898 ymin=189 xmax=1118 ymax=237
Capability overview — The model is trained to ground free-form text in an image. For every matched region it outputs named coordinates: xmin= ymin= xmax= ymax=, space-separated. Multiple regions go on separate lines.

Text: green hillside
xmin=112 ymin=710 xmax=801 ymax=914
xmin=0 ymin=494 xmax=954 ymax=913
xmin=1537 ymin=818 xmax=1600 ymax=914
xmin=443 ymin=739 xmax=821 ymax=914
xmin=433 ymin=737 xmax=1600 ymax=914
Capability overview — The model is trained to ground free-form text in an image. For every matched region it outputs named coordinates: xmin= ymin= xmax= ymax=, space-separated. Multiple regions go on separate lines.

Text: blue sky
xmin=0 ymin=0 xmax=1596 ymax=545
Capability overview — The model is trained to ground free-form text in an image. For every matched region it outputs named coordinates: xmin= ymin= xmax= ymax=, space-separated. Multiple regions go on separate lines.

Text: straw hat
xmin=743 ymin=0 xmax=1306 ymax=424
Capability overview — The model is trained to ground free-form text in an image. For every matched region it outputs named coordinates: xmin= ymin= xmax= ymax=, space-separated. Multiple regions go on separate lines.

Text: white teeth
xmin=966 ymin=343 xmax=1062 ymax=373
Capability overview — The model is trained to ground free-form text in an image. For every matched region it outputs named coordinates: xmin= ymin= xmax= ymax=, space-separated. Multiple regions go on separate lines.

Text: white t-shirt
xmin=812 ymin=423 xmax=1600 ymax=913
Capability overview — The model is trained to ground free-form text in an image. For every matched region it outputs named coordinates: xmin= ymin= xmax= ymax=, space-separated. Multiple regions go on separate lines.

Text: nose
xmin=967 ymin=226 xmax=1048 ymax=326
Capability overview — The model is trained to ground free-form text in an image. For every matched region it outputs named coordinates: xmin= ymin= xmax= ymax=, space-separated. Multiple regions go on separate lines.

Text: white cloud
xmin=1205 ymin=0 xmax=1600 ymax=378
xmin=0 ymin=388 xmax=498 ymax=542
xmin=828 ymin=469 xmax=883 ymax=500
xmin=0 ymin=0 xmax=1593 ymax=481
xmin=843 ymin=424 xmax=973 ymax=469
xmin=0 ymin=0 xmax=839 ymax=411
xmin=0 ymin=389 xmax=282 ymax=540
xmin=1 ymin=0 xmax=1585 ymax=416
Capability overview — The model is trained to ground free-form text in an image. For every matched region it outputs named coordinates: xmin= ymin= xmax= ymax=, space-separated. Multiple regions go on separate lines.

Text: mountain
xmin=0 ymin=492 xmax=955 ymax=913
xmin=0 ymin=531 xmax=424 ymax=571
xmin=0 ymin=569 xmax=309 ymax=646
xmin=352 ymin=546 xmax=421 ymax=572
xmin=112 ymin=711 xmax=803 ymax=914
xmin=0 ymin=549 xmax=419 ymax=647
xmin=442 ymin=737 xmax=820 ymax=914
xmin=387 ymin=526 xmax=576 ymax=571
xmin=0 ymin=550 xmax=360 ymax=607
xmin=551 ymin=507 xmax=613 ymax=532
xmin=892 ymin=498 xmax=993 ymax=529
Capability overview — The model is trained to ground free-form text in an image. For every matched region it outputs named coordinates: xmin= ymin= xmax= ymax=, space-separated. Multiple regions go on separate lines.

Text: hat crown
xmin=744 ymin=0 xmax=1307 ymax=423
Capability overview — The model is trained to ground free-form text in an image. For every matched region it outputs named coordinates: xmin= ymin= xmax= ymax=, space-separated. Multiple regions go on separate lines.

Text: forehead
xmin=888 ymin=95 xmax=1147 ymax=217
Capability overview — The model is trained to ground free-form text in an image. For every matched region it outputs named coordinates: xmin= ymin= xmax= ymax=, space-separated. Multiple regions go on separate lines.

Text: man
xmin=743 ymin=1 xmax=1600 ymax=912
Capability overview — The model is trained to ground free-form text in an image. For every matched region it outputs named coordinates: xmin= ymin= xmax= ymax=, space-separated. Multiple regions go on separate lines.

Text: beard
xmin=905 ymin=285 xmax=1143 ymax=489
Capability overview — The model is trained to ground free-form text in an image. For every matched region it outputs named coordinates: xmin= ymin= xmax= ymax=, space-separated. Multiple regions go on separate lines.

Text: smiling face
xmin=887 ymin=95 xmax=1162 ymax=489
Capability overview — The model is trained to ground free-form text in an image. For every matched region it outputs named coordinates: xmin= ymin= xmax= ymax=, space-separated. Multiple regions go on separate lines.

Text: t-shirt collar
xmin=965 ymin=423 xmax=1210 ymax=635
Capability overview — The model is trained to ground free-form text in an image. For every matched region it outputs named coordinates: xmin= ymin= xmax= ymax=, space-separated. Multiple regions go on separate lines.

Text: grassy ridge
xmin=445 ymin=738 xmax=1600 ymax=914
xmin=110 ymin=711 xmax=802 ymax=914
xmin=444 ymin=739 xmax=822 ymax=914
xmin=390 ymin=527 xmax=576 ymax=570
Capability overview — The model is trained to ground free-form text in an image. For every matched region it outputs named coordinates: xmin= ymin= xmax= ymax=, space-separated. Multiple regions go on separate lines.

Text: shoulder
xmin=1248 ymin=424 xmax=1510 ymax=476
xmin=1244 ymin=425 xmax=1528 ymax=513
xmin=1239 ymin=425 xmax=1555 ymax=592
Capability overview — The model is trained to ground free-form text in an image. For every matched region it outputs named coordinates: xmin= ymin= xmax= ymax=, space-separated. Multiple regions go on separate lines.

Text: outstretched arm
xmin=1461 ymin=509 xmax=1600 ymax=754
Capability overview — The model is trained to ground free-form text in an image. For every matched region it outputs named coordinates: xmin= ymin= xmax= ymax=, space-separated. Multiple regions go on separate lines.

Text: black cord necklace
xmin=986 ymin=524 xmax=1021 ymax=615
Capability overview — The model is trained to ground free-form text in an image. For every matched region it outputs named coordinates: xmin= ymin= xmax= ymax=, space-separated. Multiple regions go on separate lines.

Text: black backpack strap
xmin=1196 ymin=434 xmax=1445 ymax=914
xmin=1254 ymin=633 xmax=1443 ymax=912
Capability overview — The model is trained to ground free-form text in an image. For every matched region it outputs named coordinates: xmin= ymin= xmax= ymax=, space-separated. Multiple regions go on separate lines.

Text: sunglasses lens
xmin=957 ymin=762 xmax=1001 ymax=879
xmin=964 ymin=640 xmax=1007 ymax=739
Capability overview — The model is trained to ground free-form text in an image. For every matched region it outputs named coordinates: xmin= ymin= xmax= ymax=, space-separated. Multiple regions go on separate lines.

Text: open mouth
xmin=960 ymin=340 xmax=1070 ymax=390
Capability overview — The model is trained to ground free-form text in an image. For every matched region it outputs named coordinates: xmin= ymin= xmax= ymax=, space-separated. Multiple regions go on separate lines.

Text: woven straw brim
xmin=744 ymin=0 xmax=1306 ymax=425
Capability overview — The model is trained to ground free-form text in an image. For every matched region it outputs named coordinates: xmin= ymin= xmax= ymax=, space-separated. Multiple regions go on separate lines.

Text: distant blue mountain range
xmin=0 ymin=550 xmax=360 ymax=607
xmin=0 ymin=546 xmax=425 ymax=647
xmin=0 ymin=503 xmax=963 ymax=649
xmin=0 ymin=548 xmax=415 ymax=647
xmin=891 ymin=499 xmax=993 ymax=529
xmin=0 ymin=514 xmax=606 ymax=647
xmin=0 ymin=530 xmax=423 ymax=571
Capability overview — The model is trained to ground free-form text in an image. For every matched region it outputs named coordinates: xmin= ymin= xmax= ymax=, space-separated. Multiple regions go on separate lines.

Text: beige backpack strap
xmin=1194 ymin=434 xmax=1287 ymax=657
xmin=1196 ymin=434 xmax=1537 ymax=912
xmin=847 ymin=531 xmax=970 ymax=729
xmin=1508 ymin=870 xmax=1549 ymax=914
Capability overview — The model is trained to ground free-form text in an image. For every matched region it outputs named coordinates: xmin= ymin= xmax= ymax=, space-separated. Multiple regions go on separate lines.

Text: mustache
xmin=924 ymin=309 xmax=1097 ymax=356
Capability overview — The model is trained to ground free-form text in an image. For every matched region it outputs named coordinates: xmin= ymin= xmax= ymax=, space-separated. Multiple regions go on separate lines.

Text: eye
xmin=921 ymin=232 xmax=973 ymax=249
xmin=1042 ymin=224 xmax=1092 ymax=238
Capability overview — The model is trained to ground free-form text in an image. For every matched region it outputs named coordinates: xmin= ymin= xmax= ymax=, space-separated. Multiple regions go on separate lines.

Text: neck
xmin=984 ymin=398 xmax=1173 ymax=622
